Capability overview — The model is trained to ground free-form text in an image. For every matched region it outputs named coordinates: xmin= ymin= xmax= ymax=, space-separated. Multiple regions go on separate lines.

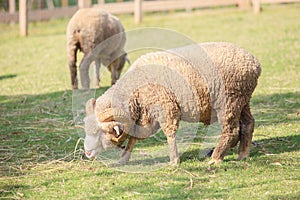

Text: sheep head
xmin=106 ymin=52 xmax=130 ymax=85
xmin=83 ymin=98 xmax=131 ymax=159
xmin=97 ymin=108 xmax=130 ymax=143
xmin=116 ymin=52 xmax=131 ymax=71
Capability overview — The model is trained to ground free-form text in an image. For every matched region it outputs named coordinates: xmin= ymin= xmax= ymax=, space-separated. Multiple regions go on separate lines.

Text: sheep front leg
xmin=118 ymin=137 xmax=137 ymax=164
xmin=110 ymin=65 xmax=116 ymax=85
xmin=160 ymin=106 xmax=180 ymax=165
xmin=110 ymin=59 xmax=121 ymax=85
xmin=166 ymin=133 xmax=180 ymax=165
xmin=94 ymin=58 xmax=101 ymax=88
xmin=79 ymin=53 xmax=93 ymax=89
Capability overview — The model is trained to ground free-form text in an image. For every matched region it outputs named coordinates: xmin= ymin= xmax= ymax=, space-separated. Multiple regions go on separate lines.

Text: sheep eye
xmin=106 ymin=129 xmax=118 ymax=138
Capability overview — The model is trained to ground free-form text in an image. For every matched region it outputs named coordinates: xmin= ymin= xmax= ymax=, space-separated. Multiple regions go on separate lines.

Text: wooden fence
xmin=0 ymin=0 xmax=244 ymax=24
xmin=0 ymin=0 xmax=300 ymax=36
xmin=252 ymin=0 xmax=300 ymax=13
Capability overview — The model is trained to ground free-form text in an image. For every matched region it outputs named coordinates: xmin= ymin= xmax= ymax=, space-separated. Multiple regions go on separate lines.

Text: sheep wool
xmin=84 ymin=42 xmax=261 ymax=165
xmin=67 ymin=8 xmax=127 ymax=89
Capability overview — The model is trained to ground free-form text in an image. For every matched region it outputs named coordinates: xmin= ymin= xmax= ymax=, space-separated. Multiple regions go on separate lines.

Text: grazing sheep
xmin=67 ymin=8 xmax=128 ymax=89
xmin=83 ymin=42 xmax=261 ymax=165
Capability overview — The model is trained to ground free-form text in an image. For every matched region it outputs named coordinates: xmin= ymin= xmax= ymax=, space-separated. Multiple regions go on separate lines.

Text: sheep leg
xmin=67 ymin=42 xmax=78 ymax=89
xmin=209 ymin=100 xmax=242 ymax=165
xmin=118 ymin=137 xmax=137 ymax=164
xmin=156 ymin=103 xmax=180 ymax=164
xmin=114 ymin=70 xmax=121 ymax=85
xmin=79 ymin=53 xmax=93 ymax=89
xmin=158 ymin=110 xmax=180 ymax=164
xmin=110 ymin=65 xmax=116 ymax=85
xmin=110 ymin=59 xmax=121 ymax=85
xmin=166 ymin=133 xmax=180 ymax=165
xmin=238 ymin=103 xmax=254 ymax=160
xmin=94 ymin=58 xmax=101 ymax=88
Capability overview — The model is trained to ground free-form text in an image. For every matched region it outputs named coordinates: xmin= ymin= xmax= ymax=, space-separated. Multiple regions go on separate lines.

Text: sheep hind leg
xmin=209 ymin=101 xmax=242 ymax=165
xmin=237 ymin=103 xmax=254 ymax=160
xmin=68 ymin=43 xmax=78 ymax=89
xmin=79 ymin=53 xmax=93 ymax=89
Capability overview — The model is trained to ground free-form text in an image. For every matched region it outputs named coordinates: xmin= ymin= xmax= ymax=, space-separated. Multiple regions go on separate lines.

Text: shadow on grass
xmin=270 ymin=193 xmax=300 ymax=200
xmin=251 ymin=92 xmax=300 ymax=126
xmin=250 ymin=134 xmax=300 ymax=157
xmin=0 ymin=74 xmax=17 ymax=81
xmin=179 ymin=134 xmax=300 ymax=163
xmin=0 ymin=184 xmax=31 ymax=198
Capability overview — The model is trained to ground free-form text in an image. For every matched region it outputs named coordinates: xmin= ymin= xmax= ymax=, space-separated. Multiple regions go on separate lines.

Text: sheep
xmin=83 ymin=42 xmax=262 ymax=165
xmin=66 ymin=8 xmax=129 ymax=89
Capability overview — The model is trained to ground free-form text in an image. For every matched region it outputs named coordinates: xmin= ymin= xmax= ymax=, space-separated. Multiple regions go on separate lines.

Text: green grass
xmin=1 ymin=3 xmax=300 ymax=199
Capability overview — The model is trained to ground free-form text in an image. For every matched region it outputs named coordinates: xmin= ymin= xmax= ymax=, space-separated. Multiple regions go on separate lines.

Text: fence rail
xmin=0 ymin=0 xmax=244 ymax=24
xmin=1 ymin=0 xmax=300 ymax=24
xmin=1 ymin=0 xmax=300 ymax=36
xmin=0 ymin=6 xmax=78 ymax=23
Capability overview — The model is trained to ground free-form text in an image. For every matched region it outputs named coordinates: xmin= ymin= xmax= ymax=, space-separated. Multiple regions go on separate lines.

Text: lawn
xmin=0 ymin=3 xmax=300 ymax=199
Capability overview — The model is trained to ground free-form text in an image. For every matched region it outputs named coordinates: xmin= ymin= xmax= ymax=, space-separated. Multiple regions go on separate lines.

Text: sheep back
xmin=95 ymin=42 xmax=261 ymax=125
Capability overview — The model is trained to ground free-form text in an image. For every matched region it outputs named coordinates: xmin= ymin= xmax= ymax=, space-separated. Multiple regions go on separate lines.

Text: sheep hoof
xmin=118 ymin=151 xmax=131 ymax=165
xmin=117 ymin=156 xmax=129 ymax=165
xmin=208 ymin=158 xmax=222 ymax=165
xmin=237 ymin=152 xmax=249 ymax=161
xmin=169 ymin=157 xmax=180 ymax=165
xmin=117 ymin=159 xmax=128 ymax=165
xmin=95 ymin=84 xmax=100 ymax=89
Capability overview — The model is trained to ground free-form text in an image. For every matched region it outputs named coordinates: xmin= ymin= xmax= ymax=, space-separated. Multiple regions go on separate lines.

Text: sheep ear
xmin=86 ymin=98 xmax=96 ymax=115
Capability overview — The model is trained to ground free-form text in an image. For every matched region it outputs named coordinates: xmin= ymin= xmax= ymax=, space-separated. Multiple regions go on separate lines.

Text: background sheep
xmin=83 ymin=42 xmax=261 ymax=165
xmin=66 ymin=8 xmax=128 ymax=89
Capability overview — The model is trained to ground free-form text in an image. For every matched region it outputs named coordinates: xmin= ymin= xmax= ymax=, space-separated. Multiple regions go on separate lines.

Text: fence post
xmin=253 ymin=0 xmax=261 ymax=14
xmin=19 ymin=0 xmax=28 ymax=37
xmin=9 ymin=0 xmax=16 ymax=14
xmin=238 ymin=0 xmax=251 ymax=9
xmin=9 ymin=0 xmax=16 ymax=24
xmin=78 ymin=0 xmax=92 ymax=9
xmin=62 ymin=0 xmax=68 ymax=7
xmin=134 ymin=0 xmax=142 ymax=24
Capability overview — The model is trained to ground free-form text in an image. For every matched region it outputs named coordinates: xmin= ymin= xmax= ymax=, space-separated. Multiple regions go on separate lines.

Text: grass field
xmin=1 ymin=3 xmax=300 ymax=199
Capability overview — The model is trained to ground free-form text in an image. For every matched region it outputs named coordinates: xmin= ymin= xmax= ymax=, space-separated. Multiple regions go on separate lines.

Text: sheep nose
xmin=85 ymin=151 xmax=92 ymax=157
